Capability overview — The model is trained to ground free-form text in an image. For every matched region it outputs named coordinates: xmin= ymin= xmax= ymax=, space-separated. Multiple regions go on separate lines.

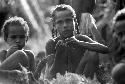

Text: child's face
xmin=54 ymin=10 xmax=75 ymax=39
xmin=6 ymin=24 xmax=28 ymax=50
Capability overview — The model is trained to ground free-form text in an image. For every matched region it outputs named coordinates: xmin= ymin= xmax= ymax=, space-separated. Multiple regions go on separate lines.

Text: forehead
xmin=55 ymin=10 xmax=73 ymax=20
xmin=8 ymin=24 xmax=26 ymax=35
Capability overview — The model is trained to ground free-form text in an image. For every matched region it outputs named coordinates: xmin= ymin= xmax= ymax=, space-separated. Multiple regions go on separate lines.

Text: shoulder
xmin=46 ymin=38 xmax=55 ymax=46
xmin=46 ymin=38 xmax=56 ymax=50
xmin=46 ymin=37 xmax=61 ymax=45
xmin=46 ymin=36 xmax=62 ymax=48
xmin=75 ymin=34 xmax=93 ymax=42
xmin=46 ymin=38 xmax=58 ymax=55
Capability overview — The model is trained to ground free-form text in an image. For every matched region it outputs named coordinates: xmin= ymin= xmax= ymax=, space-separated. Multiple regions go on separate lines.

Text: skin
xmin=54 ymin=10 xmax=75 ymax=39
xmin=111 ymin=63 xmax=125 ymax=84
xmin=6 ymin=25 xmax=28 ymax=57
xmin=46 ymin=9 xmax=109 ymax=79
xmin=111 ymin=21 xmax=125 ymax=84
xmin=0 ymin=24 xmax=35 ymax=76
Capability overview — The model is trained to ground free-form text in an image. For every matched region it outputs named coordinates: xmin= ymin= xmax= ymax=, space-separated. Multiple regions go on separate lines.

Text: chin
xmin=18 ymin=46 xmax=23 ymax=50
xmin=63 ymin=35 xmax=73 ymax=39
xmin=63 ymin=33 xmax=73 ymax=38
xmin=18 ymin=48 xmax=23 ymax=50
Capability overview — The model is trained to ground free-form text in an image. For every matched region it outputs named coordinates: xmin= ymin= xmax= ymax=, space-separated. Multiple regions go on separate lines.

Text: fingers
xmin=10 ymin=44 xmax=20 ymax=50
xmin=9 ymin=45 xmax=19 ymax=52
xmin=6 ymin=45 xmax=19 ymax=57
xmin=42 ymin=54 xmax=54 ymax=65
xmin=58 ymin=40 xmax=65 ymax=45
xmin=66 ymin=36 xmax=78 ymax=43
xmin=56 ymin=37 xmax=79 ymax=50
xmin=56 ymin=40 xmax=65 ymax=50
xmin=65 ymin=37 xmax=80 ymax=47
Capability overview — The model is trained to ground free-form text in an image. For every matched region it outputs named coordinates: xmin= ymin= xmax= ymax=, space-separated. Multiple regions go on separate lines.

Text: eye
xmin=19 ymin=35 xmax=26 ymax=39
xmin=66 ymin=18 xmax=73 ymax=23
xmin=9 ymin=35 xmax=17 ymax=39
xmin=56 ymin=20 xmax=63 ymax=25
xmin=8 ymin=35 xmax=26 ymax=39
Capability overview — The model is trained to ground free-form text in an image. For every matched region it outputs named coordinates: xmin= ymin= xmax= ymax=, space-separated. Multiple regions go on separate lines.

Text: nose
xmin=16 ymin=37 xmax=20 ymax=43
xmin=63 ymin=21 xmax=67 ymax=28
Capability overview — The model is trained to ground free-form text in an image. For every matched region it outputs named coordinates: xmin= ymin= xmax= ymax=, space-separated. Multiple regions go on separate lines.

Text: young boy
xmin=0 ymin=16 xmax=35 ymax=75
xmin=46 ymin=4 xmax=109 ymax=80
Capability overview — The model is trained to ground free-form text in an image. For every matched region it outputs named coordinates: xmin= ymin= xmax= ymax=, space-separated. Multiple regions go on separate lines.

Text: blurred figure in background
xmin=79 ymin=13 xmax=105 ymax=44
xmin=76 ymin=13 xmax=110 ymax=84
xmin=110 ymin=8 xmax=125 ymax=84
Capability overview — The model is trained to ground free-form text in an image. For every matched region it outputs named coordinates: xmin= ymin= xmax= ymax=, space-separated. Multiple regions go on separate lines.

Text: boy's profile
xmin=0 ymin=16 xmax=35 ymax=74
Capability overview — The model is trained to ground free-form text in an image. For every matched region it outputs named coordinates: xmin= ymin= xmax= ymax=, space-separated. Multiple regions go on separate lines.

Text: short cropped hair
xmin=2 ymin=16 xmax=29 ymax=41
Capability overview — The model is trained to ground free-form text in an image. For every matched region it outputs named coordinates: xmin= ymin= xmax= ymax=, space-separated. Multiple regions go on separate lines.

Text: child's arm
xmin=66 ymin=35 xmax=110 ymax=54
xmin=24 ymin=50 xmax=36 ymax=73
xmin=0 ymin=50 xmax=7 ymax=63
xmin=34 ymin=57 xmax=47 ymax=80
xmin=79 ymin=35 xmax=109 ymax=53
xmin=6 ymin=45 xmax=19 ymax=58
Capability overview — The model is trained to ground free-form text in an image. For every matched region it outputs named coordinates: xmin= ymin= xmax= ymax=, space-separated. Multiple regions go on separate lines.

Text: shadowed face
xmin=115 ymin=21 xmax=125 ymax=49
xmin=55 ymin=10 xmax=75 ymax=39
xmin=6 ymin=24 xmax=28 ymax=50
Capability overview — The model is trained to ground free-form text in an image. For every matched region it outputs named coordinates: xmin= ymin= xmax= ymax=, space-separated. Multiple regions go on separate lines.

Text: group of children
xmin=0 ymin=4 xmax=124 ymax=84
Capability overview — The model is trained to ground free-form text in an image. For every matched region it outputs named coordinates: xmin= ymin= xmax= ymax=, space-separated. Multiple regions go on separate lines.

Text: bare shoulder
xmin=46 ymin=37 xmax=60 ymax=45
xmin=46 ymin=38 xmax=55 ymax=46
xmin=0 ymin=50 xmax=7 ymax=62
xmin=24 ymin=50 xmax=35 ymax=58
xmin=46 ymin=38 xmax=56 ymax=55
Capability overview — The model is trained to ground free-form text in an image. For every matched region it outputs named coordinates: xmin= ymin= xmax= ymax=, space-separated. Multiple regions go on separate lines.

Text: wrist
xmin=79 ymin=41 xmax=88 ymax=48
xmin=6 ymin=49 xmax=17 ymax=57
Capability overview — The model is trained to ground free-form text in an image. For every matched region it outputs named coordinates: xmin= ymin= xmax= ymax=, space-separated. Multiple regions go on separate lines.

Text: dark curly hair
xmin=2 ymin=16 xmax=29 ymax=41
